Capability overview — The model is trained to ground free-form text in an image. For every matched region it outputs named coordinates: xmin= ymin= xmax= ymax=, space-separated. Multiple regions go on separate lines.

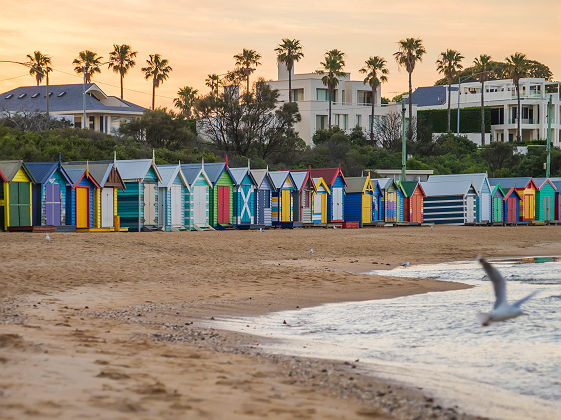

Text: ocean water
xmin=212 ymin=258 xmax=561 ymax=419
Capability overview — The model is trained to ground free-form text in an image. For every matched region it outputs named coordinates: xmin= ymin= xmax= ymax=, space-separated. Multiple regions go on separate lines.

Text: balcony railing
xmin=511 ymin=91 xmax=544 ymax=99
xmin=508 ymin=118 xmax=536 ymax=124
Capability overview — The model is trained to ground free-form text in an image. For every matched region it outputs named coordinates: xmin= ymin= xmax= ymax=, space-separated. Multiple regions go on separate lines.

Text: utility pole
xmin=546 ymin=94 xmax=552 ymax=177
xmin=401 ymin=98 xmax=407 ymax=182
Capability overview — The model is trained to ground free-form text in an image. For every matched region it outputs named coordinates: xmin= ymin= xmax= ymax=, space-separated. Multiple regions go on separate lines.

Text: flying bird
xmin=477 ymin=256 xmax=539 ymax=326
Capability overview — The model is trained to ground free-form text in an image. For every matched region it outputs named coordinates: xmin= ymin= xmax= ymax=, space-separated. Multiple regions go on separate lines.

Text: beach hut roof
xmin=372 ymin=178 xmax=395 ymax=190
xmin=156 ymin=164 xmax=188 ymax=189
xmin=199 ymin=162 xmax=229 ymax=185
xmin=24 ymin=162 xmax=72 ymax=185
xmin=292 ymin=167 xmax=347 ymax=186
xmin=428 ymin=173 xmax=490 ymax=192
xmin=63 ymin=161 xmax=124 ymax=188
xmin=551 ymin=180 xmax=561 ymax=192
xmin=179 ymin=163 xmax=212 ymax=187
xmin=312 ymin=177 xmax=331 ymax=194
xmin=488 ymin=177 xmax=535 ymax=190
xmin=290 ymin=171 xmax=309 ymax=191
xmin=532 ymin=178 xmax=557 ymax=191
xmin=115 ymin=159 xmax=162 ymax=182
xmin=420 ymin=180 xmax=478 ymax=197
xmin=250 ymin=168 xmax=273 ymax=188
xmin=0 ymin=160 xmax=35 ymax=182
xmin=491 ymin=184 xmax=506 ymax=197
xmin=229 ymin=167 xmax=257 ymax=186
xmin=345 ymin=176 xmax=371 ymax=194
xmin=503 ymin=187 xmax=523 ymax=200
xmin=61 ymin=164 xmax=101 ymax=188
xmin=269 ymin=170 xmax=296 ymax=189
xmin=400 ymin=180 xmax=426 ymax=197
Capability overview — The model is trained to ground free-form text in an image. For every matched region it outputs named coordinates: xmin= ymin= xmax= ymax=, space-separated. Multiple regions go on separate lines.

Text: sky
xmin=1 ymin=0 xmax=560 ymax=110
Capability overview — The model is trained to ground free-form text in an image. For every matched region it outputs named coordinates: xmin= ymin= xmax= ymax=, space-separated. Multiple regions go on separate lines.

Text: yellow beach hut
xmin=311 ymin=177 xmax=330 ymax=224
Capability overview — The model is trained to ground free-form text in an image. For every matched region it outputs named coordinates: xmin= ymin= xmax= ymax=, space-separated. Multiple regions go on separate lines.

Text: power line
xmin=0 ymin=74 xmax=28 ymax=82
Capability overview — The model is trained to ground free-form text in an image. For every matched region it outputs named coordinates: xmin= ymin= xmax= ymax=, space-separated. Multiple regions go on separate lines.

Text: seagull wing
xmin=513 ymin=290 xmax=540 ymax=308
xmin=477 ymin=257 xmax=506 ymax=308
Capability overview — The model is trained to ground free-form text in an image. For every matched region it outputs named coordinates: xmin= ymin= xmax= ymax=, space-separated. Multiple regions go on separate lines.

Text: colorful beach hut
xmin=400 ymin=181 xmax=426 ymax=224
xmin=533 ymin=178 xmax=557 ymax=222
xmin=229 ymin=166 xmax=257 ymax=227
xmin=25 ymin=162 xmax=72 ymax=227
xmin=115 ymin=159 xmax=162 ymax=231
xmin=0 ymin=160 xmax=35 ymax=231
xmin=204 ymin=162 xmax=235 ymax=228
xmin=270 ymin=171 xmax=296 ymax=225
xmin=157 ymin=164 xmax=189 ymax=231
xmin=251 ymin=168 xmax=274 ymax=227
xmin=374 ymin=178 xmax=399 ymax=222
xmin=420 ymin=180 xmax=478 ymax=225
xmin=551 ymin=180 xmax=561 ymax=221
xmin=181 ymin=162 xmax=212 ymax=230
xmin=311 ymin=177 xmax=330 ymax=224
xmin=370 ymin=179 xmax=383 ymax=222
xmin=344 ymin=175 xmax=375 ymax=226
xmin=490 ymin=185 xmax=506 ymax=223
xmin=503 ymin=187 xmax=522 ymax=224
xmin=488 ymin=178 xmax=537 ymax=222
xmin=290 ymin=169 xmax=315 ymax=225
xmin=62 ymin=163 xmax=101 ymax=229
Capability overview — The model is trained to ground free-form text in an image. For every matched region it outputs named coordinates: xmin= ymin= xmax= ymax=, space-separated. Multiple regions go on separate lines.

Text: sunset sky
xmin=1 ymin=0 xmax=560 ymax=110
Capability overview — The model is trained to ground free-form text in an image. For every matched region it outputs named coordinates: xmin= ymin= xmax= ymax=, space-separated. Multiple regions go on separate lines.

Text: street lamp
xmin=0 ymin=60 xmax=50 ymax=116
xmin=456 ymin=70 xmax=495 ymax=137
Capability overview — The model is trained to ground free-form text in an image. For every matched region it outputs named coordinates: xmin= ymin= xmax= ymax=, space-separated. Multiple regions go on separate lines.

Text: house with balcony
xmin=267 ymin=63 xmax=416 ymax=146
xmin=0 ymin=83 xmax=145 ymax=134
xmin=410 ymin=78 xmax=561 ymax=145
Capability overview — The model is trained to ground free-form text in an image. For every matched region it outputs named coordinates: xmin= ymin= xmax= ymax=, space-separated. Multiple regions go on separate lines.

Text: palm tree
xmin=108 ymin=44 xmax=137 ymax=99
xmin=233 ymin=48 xmax=261 ymax=95
xmin=505 ymin=52 xmax=530 ymax=144
xmin=473 ymin=54 xmax=492 ymax=145
xmin=25 ymin=51 xmax=52 ymax=86
xmin=141 ymin=54 xmax=172 ymax=110
xmin=205 ymin=73 xmax=219 ymax=95
xmin=436 ymin=49 xmax=464 ymax=132
xmin=275 ymin=38 xmax=304 ymax=102
xmin=393 ymin=38 xmax=426 ymax=139
xmin=317 ymin=49 xmax=345 ymax=128
xmin=359 ymin=56 xmax=389 ymax=142
xmin=72 ymin=50 xmax=103 ymax=83
xmin=174 ymin=86 xmax=198 ymax=117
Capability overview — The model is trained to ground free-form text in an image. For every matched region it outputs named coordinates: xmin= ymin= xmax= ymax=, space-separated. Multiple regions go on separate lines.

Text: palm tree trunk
xmin=152 ymin=79 xmax=156 ymax=110
xmin=247 ymin=75 xmax=250 ymax=97
xmin=481 ymin=79 xmax=485 ymax=145
xmin=328 ymin=87 xmax=332 ymax=128
xmin=447 ymin=82 xmax=451 ymax=132
xmin=288 ymin=66 xmax=292 ymax=103
xmin=120 ymin=70 xmax=124 ymax=99
xmin=370 ymin=86 xmax=375 ymax=143
xmin=408 ymin=71 xmax=413 ymax=140
xmin=516 ymin=82 xmax=521 ymax=144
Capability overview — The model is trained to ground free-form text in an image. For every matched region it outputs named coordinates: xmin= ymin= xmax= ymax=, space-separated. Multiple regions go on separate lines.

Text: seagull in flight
xmin=477 ymin=256 xmax=539 ymax=326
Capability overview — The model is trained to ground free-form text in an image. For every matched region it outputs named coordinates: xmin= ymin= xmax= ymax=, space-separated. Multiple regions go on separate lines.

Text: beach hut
xmin=0 ymin=160 xmax=35 ymax=231
xmin=428 ymin=173 xmax=492 ymax=223
xmin=251 ymin=168 xmax=274 ymax=227
xmin=156 ymin=164 xmax=189 ymax=231
xmin=551 ymin=180 xmax=561 ymax=221
xmin=203 ymin=162 xmax=235 ymax=228
xmin=24 ymin=162 xmax=72 ymax=227
xmin=115 ymin=159 xmax=162 ymax=231
xmin=503 ymin=187 xmax=522 ymax=224
xmin=420 ymin=180 xmax=478 ymax=225
xmin=396 ymin=183 xmax=405 ymax=222
xmin=490 ymin=185 xmax=506 ymax=223
xmin=344 ymin=175 xmax=375 ymax=226
xmin=311 ymin=177 xmax=330 ymax=224
xmin=488 ymin=178 xmax=537 ymax=222
xmin=371 ymin=179 xmax=383 ymax=222
xmin=374 ymin=178 xmax=399 ymax=222
xmin=533 ymin=178 xmax=557 ymax=222
xmin=229 ymin=166 xmax=257 ymax=227
xmin=290 ymin=169 xmax=315 ymax=225
xmin=181 ymin=162 xmax=213 ymax=230
xmin=62 ymin=163 xmax=101 ymax=229
xmin=400 ymin=181 xmax=426 ymax=224
xmin=270 ymin=170 xmax=296 ymax=225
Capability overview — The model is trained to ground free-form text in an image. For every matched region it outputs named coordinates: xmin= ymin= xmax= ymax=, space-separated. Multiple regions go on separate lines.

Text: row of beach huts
xmin=1 ymin=157 xmax=560 ymax=232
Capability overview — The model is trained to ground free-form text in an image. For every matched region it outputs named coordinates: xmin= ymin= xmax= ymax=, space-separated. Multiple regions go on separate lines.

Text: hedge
xmin=417 ymin=107 xmax=492 ymax=134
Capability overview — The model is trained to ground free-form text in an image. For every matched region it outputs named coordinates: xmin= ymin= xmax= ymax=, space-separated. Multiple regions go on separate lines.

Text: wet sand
xmin=1 ymin=226 xmax=561 ymax=419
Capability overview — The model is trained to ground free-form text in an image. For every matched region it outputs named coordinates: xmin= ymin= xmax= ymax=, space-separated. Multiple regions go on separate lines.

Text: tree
xmin=473 ymin=54 xmax=492 ymax=145
xmin=205 ymin=74 xmax=219 ymax=95
xmin=505 ymin=52 xmax=530 ymax=144
xmin=141 ymin=54 xmax=172 ymax=110
xmin=394 ymin=38 xmax=426 ymax=139
xmin=436 ymin=49 xmax=464 ymax=132
xmin=233 ymin=49 xmax=261 ymax=96
xmin=317 ymin=49 xmax=345 ymax=128
xmin=173 ymin=86 xmax=198 ymax=117
xmin=108 ymin=44 xmax=137 ymax=99
xmin=25 ymin=51 xmax=52 ymax=86
xmin=359 ymin=56 xmax=388 ymax=143
xmin=275 ymin=38 xmax=304 ymax=102
xmin=73 ymin=50 xmax=103 ymax=83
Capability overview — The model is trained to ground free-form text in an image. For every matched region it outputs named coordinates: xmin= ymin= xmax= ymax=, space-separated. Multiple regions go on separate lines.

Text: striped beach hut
xmin=503 ymin=187 xmax=522 ymax=224
xmin=25 ymin=162 xmax=72 ymax=227
xmin=62 ymin=163 xmax=101 ymax=229
xmin=490 ymin=185 xmax=506 ymax=223
xmin=371 ymin=179 xmax=383 ymax=222
xmin=204 ymin=162 xmax=235 ymax=228
xmin=533 ymin=178 xmax=557 ymax=222
xmin=396 ymin=183 xmax=405 ymax=222
xmin=400 ymin=181 xmax=426 ymax=224
xmin=420 ymin=180 xmax=478 ymax=225
xmin=0 ymin=160 xmax=35 ymax=231
xmin=229 ymin=166 xmax=257 ymax=227
xmin=270 ymin=170 xmax=296 ymax=225
xmin=311 ymin=177 xmax=330 ymax=224
xmin=428 ymin=173 xmax=492 ymax=223
xmin=551 ymin=180 xmax=561 ymax=221
xmin=115 ymin=159 xmax=162 ymax=231
xmin=157 ymin=164 xmax=189 ymax=231
xmin=374 ymin=178 xmax=399 ymax=222
xmin=251 ymin=168 xmax=274 ymax=227
xmin=181 ymin=162 xmax=212 ymax=230
xmin=344 ymin=175 xmax=375 ymax=226
xmin=488 ymin=178 xmax=537 ymax=222
xmin=291 ymin=169 xmax=315 ymax=224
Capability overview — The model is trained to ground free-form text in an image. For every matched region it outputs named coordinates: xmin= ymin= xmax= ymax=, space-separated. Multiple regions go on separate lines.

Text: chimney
xmin=277 ymin=61 xmax=294 ymax=81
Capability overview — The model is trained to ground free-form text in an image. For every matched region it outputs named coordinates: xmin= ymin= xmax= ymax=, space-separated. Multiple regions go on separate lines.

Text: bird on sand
xmin=309 ymin=249 xmax=314 ymax=255
xmin=400 ymin=262 xmax=410 ymax=267
xmin=477 ymin=256 xmax=540 ymax=326
xmin=45 ymin=233 xmax=51 ymax=241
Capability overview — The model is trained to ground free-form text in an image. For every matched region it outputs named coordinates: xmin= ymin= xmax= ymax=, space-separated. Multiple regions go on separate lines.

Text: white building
xmin=267 ymin=64 xmax=416 ymax=146
xmin=411 ymin=78 xmax=561 ymax=145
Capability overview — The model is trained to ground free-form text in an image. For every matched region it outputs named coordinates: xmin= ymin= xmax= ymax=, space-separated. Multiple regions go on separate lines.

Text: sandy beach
xmin=1 ymin=226 xmax=561 ymax=419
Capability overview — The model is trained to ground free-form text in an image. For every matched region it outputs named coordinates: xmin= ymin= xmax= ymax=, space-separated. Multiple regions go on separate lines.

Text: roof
xmin=0 ymin=160 xmax=35 ymax=182
xmin=228 ymin=167 xmax=256 ymax=186
xmin=551 ymin=180 xmax=561 ymax=192
xmin=60 ymin=164 xmax=100 ymax=188
xmin=179 ymin=163 xmax=211 ymax=187
xmin=0 ymin=83 xmax=145 ymax=114
xmin=269 ymin=171 xmax=292 ymax=189
xmin=488 ymin=177 xmax=535 ymax=190
xmin=312 ymin=177 xmax=331 ymax=194
xmin=292 ymin=167 xmax=347 ymax=186
xmin=250 ymin=169 xmax=272 ymax=188
xmin=156 ymin=164 xmax=188 ymax=189
xmin=372 ymin=178 xmax=394 ymax=190
xmin=63 ymin=162 xmax=120 ymax=187
xmin=0 ymin=167 xmax=5 ymax=182
xmin=428 ymin=173 xmax=490 ymax=193
xmin=290 ymin=171 xmax=309 ymax=191
xmin=24 ymin=162 xmax=72 ymax=185
xmin=203 ymin=162 xmax=227 ymax=185
xmin=420 ymin=180 xmax=478 ymax=197
xmin=491 ymin=184 xmax=506 ymax=197
xmin=400 ymin=181 xmax=426 ymax=197
xmin=532 ymin=178 xmax=557 ymax=191
xmin=503 ymin=187 xmax=523 ymax=200
xmin=115 ymin=159 xmax=161 ymax=182
xmin=407 ymin=85 xmax=454 ymax=107
xmin=345 ymin=177 xmax=370 ymax=193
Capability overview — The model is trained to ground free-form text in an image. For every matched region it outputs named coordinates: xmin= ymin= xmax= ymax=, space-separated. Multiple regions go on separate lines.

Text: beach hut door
xmin=9 ymin=182 xmax=31 ymax=227
xmin=257 ymin=190 xmax=265 ymax=224
xmin=493 ymin=197 xmax=501 ymax=222
xmin=332 ymin=188 xmax=343 ymax=220
xmin=171 ymin=185 xmax=182 ymax=226
xmin=45 ymin=183 xmax=61 ymax=226
xmin=466 ymin=195 xmax=475 ymax=223
xmin=144 ymin=184 xmax=156 ymax=226
xmin=101 ymin=188 xmax=114 ymax=227
xmin=76 ymin=187 xmax=89 ymax=228
xmin=193 ymin=186 xmax=206 ymax=226
xmin=481 ymin=194 xmax=490 ymax=222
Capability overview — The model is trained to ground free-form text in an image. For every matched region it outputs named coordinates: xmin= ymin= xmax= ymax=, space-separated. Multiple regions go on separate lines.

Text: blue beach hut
xmin=344 ymin=174 xmax=375 ymax=227
xmin=157 ymin=164 xmax=189 ymax=231
xmin=181 ymin=162 xmax=213 ymax=230
xmin=251 ymin=168 xmax=274 ymax=227
xmin=490 ymin=184 xmax=506 ymax=223
xmin=270 ymin=170 xmax=296 ymax=225
xmin=229 ymin=165 xmax=257 ymax=227
xmin=62 ymin=163 xmax=101 ymax=229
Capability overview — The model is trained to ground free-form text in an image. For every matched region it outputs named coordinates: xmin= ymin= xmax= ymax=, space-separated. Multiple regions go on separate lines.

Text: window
xmin=341 ymin=90 xmax=345 ymax=103
xmin=31 ymin=92 xmax=40 ymax=98
xmin=89 ymin=116 xmax=95 ymax=130
xmin=357 ymin=90 xmax=373 ymax=105
xmin=57 ymin=91 xmax=66 ymax=97
xmin=74 ymin=118 xmax=81 ymax=128
xmin=356 ymin=114 xmax=362 ymax=127
xmin=316 ymin=114 xmax=328 ymax=130
xmin=5 ymin=94 xmax=13 ymax=99
xmin=292 ymin=88 xmax=304 ymax=101
xmin=316 ymin=88 xmax=329 ymax=101
xmin=18 ymin=93 xmax=27 ymax=99
xmin=335 ymin=114 xmax=348 ymax=130
xmin=491 ymin=108 xmax=504 ymax=125
xmin=99 ymin=116 xmax=104 ymax=132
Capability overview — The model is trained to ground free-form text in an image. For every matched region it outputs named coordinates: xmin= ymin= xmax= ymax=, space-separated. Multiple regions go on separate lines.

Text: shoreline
xmin=2 ymin=227 xmax=561 ymax=418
